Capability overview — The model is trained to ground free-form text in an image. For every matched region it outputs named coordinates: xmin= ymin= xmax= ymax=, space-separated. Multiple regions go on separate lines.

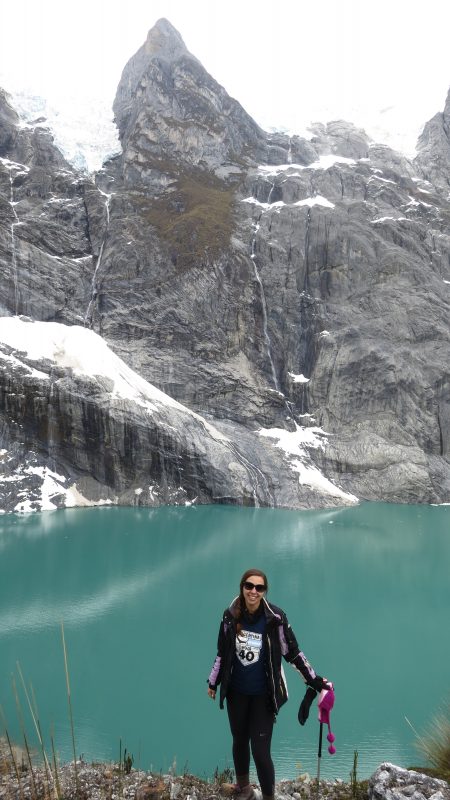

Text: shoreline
xmin=0 ymin=749 xmax=448 ymax=800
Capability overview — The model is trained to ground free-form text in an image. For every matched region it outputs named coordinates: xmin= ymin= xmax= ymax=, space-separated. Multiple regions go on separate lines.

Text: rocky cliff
xmin=0 ymin=19 xmax=449 ymax=512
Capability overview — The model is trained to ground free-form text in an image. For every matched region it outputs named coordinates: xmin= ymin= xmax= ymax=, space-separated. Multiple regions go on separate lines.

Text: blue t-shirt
xmin=230 ymin=612 xmax=267 ymax=695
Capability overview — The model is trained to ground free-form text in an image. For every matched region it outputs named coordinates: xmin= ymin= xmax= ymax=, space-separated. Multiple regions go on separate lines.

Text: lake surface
xmin=0 ymin=503 xmax=449 ymax=783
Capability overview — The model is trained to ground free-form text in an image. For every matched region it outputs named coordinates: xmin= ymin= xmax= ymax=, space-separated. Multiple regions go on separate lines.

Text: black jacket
xmin=208 ymin=597 xmax=324 ymax=714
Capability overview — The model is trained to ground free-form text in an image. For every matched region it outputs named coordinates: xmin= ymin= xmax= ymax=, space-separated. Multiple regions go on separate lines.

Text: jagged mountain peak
xmin=143 ymin=18 xmax=191 ymax=63
xmin=1 ymin=27 xmax=450 ymax=514
xmin=113 ymin=17 xmax=197 ymax=144
xmin=113 ymin=18 xmax=266 ymax=180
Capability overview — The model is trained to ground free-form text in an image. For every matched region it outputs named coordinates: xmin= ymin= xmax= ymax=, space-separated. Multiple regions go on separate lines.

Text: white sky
xmin=0 ymin=0 xmax=450 ymax=153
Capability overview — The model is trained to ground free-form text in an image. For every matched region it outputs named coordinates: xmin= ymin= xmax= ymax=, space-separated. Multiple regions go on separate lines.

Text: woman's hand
xmin=311 ymin=676 xmax=331 ymax=693
xmin=207 ymin=686 xmax=216 ymax=700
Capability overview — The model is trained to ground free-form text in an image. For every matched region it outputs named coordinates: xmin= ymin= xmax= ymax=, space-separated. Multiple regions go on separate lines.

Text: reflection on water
xmin=0 ymin=503 xmax=449 ymax=781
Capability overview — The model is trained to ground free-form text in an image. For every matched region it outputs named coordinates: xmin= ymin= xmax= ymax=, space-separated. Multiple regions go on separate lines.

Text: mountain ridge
xmin=0 ymin=20 xmax=449 ymax=512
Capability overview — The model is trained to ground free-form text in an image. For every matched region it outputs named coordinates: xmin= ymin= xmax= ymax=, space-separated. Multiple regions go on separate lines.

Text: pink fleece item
xmin=318 ymin=686 xmax=336 ymax=755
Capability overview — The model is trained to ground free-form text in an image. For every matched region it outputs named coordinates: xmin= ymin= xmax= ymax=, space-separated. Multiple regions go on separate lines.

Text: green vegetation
xmin=212 ymin=765 xmax=234 ymax=785
xmin=139 ymin=170 xmax=236 ymax=271
xmin=348 ymin=750 xmax=368 ymax=800
xmin=122 ymin=748 xmax=134 ymax=775
xmin=411 ymin=702 xmax=450 ymax=782
xmin=61 ymin=622 xmax=80 ymax=797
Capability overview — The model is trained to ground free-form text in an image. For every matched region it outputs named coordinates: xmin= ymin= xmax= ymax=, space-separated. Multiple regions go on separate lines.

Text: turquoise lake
xmin=0 ymin=503 xmax=449 ymax=782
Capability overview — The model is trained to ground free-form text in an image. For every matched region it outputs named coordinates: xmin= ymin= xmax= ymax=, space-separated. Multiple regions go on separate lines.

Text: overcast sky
xmin=1 ymin=0 xmax=450 ymax=154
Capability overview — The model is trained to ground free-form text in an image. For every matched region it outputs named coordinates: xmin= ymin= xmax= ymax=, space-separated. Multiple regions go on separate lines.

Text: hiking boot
xmin=220 ymin=785 xmax=238 ymax=797
xmin=220 ymin=783 xmax=257 ymax=800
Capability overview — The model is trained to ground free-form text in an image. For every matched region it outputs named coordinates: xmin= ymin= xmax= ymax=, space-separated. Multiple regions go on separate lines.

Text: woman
xmin=207 ymin=569 xmax=330 ymax=800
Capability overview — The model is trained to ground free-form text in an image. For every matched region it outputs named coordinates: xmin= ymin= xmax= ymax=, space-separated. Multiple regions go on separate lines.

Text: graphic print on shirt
xmin=236 ymin=629 xmax=263 ymax=666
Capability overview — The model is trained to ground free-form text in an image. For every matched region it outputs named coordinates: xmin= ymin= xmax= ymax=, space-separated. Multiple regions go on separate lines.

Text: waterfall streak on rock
xmin=85 ymin=192 xmax=111 ymax=327
xmin=303 ymin=209 xmax=311 ymax=291
xmin=227 ymin=441 xmax=274 ymax=507
xmin=8 ymin=167 xmax=20 ymax=315
xmin=250 ymin=231 xmax=280 ymax=392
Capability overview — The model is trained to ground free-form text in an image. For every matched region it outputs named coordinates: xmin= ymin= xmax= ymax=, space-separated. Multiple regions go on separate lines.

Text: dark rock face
xmin=0 ymin=18 xmax=449 ymax=511
xmin=415 ymin=88 xmax=450 ymax=192
xmin=0 ymin=93 xmax=96 ymax=324
xmin=0 ymin=89 xmax=19 ymax=154
xmin=0 ymin=318 xmax=350 ymax=512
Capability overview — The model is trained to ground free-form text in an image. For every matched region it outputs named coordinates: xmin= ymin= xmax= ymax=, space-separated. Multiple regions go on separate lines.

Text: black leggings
xmin=226 ymin=690 xmax=275 ymax=797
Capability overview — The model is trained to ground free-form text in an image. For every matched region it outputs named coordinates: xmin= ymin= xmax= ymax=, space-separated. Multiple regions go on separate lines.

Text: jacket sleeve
xmin=278 ymin=613 xmax=324 ymax=691
xmin=207 ymin=619 xmax=226 ymax=689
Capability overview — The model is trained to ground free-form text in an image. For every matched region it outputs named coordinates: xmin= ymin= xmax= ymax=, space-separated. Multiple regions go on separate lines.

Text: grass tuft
xmin=413 ymin=701 xmax=450 ymax=782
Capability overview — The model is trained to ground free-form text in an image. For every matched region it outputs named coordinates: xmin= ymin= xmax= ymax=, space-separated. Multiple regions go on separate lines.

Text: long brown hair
xmin=235 ymin=568 xmax=269 ymax=621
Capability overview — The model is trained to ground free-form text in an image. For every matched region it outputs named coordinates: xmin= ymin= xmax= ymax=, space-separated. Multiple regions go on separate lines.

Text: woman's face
xmin=242 ymin=574 xmax=266 ymax=611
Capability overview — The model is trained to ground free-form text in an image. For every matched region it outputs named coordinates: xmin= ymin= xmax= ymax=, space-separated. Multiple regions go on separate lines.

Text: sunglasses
xmin=243 ymin=581 xmax=266 ymax=593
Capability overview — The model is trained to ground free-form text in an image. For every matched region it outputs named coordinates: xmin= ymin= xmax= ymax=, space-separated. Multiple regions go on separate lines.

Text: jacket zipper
xmin=266 ymin=632 xmax=278 ymax=713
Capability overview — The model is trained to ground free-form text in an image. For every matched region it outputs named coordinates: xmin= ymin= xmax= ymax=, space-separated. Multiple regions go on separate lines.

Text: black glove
xmin=310 ymin=675 xmax=328 ymax=693
xmin=298 ymin=687 xmax=317 ymax=725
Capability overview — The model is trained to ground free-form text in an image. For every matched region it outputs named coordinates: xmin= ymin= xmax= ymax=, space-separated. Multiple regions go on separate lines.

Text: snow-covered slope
xmin=11 ymin=90 xmax=121 ymax=173
xmin=9 ymin=90 xmax=424 ymax=176
xmin=0 ymin=318 xmax=358 ymax=513
xmin=260 ymin=101 xmax=426 ymax=159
